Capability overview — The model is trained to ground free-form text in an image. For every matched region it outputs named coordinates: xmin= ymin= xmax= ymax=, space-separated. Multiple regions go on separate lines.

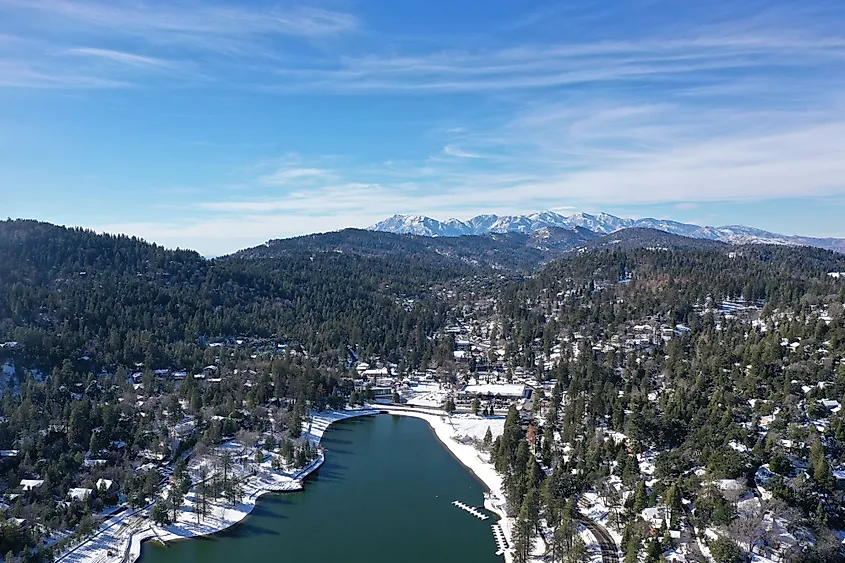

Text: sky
xmin=2 ymin=0 xmax=845 ymax=256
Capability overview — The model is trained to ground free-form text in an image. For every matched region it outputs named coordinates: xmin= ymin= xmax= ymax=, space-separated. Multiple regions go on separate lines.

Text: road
xmin=579 ymin=517 xmax=621 ymax=563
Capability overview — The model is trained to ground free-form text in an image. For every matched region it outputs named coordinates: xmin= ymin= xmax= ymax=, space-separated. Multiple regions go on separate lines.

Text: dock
xmin=491 ymin=523 xmax=508 ymax=555
xmin=451 ymin=500 xmax=489 ymax=520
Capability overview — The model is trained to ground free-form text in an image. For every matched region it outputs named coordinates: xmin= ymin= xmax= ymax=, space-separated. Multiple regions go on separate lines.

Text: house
xmin=96 ymin=479 xmax=114 ymax=491
xmin=641 ymin=506 xmax=669 ymax=530
xmin=68 ymin=488 xmax=92 ymax=502
xmin=20 ymin=479 xmax=44 ymax=491
xmin=460 ymin=383 xmax=528 ymax=399
xmin=83 ymin=459 xmax=107 ymax=468
xmin=820 ymin=399 xmax=841 ymax=413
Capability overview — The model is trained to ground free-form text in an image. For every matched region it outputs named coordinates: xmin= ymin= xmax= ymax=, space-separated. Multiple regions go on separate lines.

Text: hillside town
xmin=1 ymin=221 xmax=845 ymax=563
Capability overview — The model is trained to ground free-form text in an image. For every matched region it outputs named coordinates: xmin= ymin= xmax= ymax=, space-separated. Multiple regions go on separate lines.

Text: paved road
xmin=579 ymin=517 xmax=621 ymax=563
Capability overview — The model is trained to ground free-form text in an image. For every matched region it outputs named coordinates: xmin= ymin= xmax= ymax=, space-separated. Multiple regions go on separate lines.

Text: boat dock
xmin=451 ymin=500 xmax=489 ymax=520
xmin=491 ymin=523 xmax=508 ymax=555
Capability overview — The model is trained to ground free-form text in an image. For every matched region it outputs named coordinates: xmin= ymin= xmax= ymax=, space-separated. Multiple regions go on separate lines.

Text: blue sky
xmin=2 ymin=0 xmax=845 ymax=255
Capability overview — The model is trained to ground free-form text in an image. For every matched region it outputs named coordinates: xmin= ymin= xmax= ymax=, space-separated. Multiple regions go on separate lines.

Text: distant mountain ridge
xmin=369 ymin=211 xmax=845 ymax=253
xmin=238 ymin=226 xmax=733 ymax=272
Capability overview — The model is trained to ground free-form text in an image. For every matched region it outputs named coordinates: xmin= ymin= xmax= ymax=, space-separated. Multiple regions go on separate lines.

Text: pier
xmin=491 ymin=523 xmax=508 ymax=555
xmin=451 ymin=500 xmax=489 ymax=520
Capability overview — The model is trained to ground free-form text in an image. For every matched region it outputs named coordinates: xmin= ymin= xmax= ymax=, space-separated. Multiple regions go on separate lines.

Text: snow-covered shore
xmin=377 ymin=407 xmax=516 ymax=561
xmin=58 ymin=406 xmax=519 ymax=563
xmin=58 ymin=408 xmax=378 ymax=563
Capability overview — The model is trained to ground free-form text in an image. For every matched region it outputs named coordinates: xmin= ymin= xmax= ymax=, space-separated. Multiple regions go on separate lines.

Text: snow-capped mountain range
xmin=369 ymin=211 xmax=845 ymax=252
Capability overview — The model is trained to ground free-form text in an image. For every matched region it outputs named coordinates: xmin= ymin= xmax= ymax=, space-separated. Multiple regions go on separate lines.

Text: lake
xmin=141 ymin=414 xmax=503 ymax=563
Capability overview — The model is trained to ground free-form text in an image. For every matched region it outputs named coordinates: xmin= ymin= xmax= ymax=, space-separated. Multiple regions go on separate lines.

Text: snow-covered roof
xmin=68 ymin=488 xmax=92 ymax=501
xmin=462 ymin=384 xmax=526 ymax=397
xmin=641 ymin=506 xmax=669 ymax=527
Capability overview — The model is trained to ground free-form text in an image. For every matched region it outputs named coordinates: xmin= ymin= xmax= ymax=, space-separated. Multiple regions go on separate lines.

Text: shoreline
xmin=378 ymin=406 xmax=514 ymax=563
xmin=58 ymin=406 xmax=515 ymax=563
xmin=58 ymin=408 xmax=379 ymax=563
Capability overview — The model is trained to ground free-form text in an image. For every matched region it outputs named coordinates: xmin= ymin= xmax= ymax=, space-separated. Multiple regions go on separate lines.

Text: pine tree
xmin=151 ymin=501 xmax=172 ymax=526
xmin=665 ymin=482 xmax=683 ymax=525
xmin=483 ymin=426 xmax=493 ymax=448
xmin=633 ymin=480 xmax=649 ymax=513
xmin=512 ymin=500 xmax=535 ymax=563
xmin=168 ymin=487 xmax=184 ymax=523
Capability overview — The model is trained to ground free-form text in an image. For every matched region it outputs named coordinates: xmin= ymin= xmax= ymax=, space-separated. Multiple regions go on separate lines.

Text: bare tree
xmin=197 ymin=464 xmax=209 ymax=522
xmin=237 ymin=429 xmax=258 ymax=448
xmin=217 ymin=450 xmax=233 ymax=491
xmin=728 ymin=500 xmax=766 ymax=555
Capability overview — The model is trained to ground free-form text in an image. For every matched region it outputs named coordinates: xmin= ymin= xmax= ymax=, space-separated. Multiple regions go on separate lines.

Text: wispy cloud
xmin=62 ymin=47 xmax=175 ymax=69
xmin=7 ymin=1 xmax=845 ymax=255
xmin=93 ymin=108 xmax=845 ymax=255
xmin=442 ymin=145 xmax=484 ymax=158
xmin=0 ymin=0 xmax=359 ymax=88
xmin=4 ymin=1 xmax=844 ymax=95
xmin=0 ymin=60 xmax=130 ymax=88
xmin=257 ymin=167 xmax=334 ymax=185
xmin=189 ymin=103 xmax=845 ymax=221
xmin=261 ymin=33 xmax=845 ymax=93
xmin=0 ymin=0 xmax=358 ymax=38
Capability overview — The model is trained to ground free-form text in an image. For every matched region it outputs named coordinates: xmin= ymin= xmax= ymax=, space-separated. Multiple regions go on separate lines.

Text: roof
xmin=68 ymin=488 xmax=92 ymax=501
xmin=462 ymin=384 xmax=526 ymax=397
xmin=20 ymin=479 xmax=44 ymax=490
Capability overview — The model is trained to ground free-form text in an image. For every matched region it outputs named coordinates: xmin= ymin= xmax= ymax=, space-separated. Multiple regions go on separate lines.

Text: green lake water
xmin=141 ymin=414 xmax=503 ymax=563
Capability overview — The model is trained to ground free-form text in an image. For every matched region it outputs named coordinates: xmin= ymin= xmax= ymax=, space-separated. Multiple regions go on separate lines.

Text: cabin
xmin=20 ymin=479 xmax=44 ymax=491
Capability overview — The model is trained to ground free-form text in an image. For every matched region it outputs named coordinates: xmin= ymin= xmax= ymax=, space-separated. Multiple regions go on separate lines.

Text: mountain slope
xmin=233 ymin=227 xmax=599 ymax=271
xmin=369 ymin=211 xmax=845 ymax=253
xmin=578 ymin=227 xmax=728 ymax=252
xmin=0 ymin=220 xmax=458 ymax=369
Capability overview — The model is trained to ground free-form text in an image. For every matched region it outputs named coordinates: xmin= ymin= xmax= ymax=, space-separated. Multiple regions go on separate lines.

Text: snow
xmin=715 ymin=478 xmax=746 ymax=492
xmin=368 ymin=211 xmax=822 ymax=248
xmin=69 ymin=488 xmax=93 ymax=501
xmin=380 ymin=407 xmax=519 ymax=560
xmin=579 ymin=524 xmax=605 ymax=563
xmin=728 ymin=440 xmax=749 ymax=453
xmin=406 ymin=390 xmax=447 ymax=407
xmin=57 ymin=409 xmax=377 ymax=563
xmin=579 ymin=490 xmax=624 ymax=548
xmin=57 ymin=405 xmax=609 ymax=563
xmin=462 ymin=383 xmax=526 ymax=398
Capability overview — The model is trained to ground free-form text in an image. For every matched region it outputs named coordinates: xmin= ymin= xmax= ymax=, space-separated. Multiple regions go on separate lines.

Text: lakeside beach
xmin=58 ymin=406 xmax=607 ymax=563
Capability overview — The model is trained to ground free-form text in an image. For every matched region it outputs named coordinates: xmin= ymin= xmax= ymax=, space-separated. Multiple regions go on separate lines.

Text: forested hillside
xmin=235 ymin=227 xmax=597 ymax=271
xmin=2 ymin=220 xmax=845 ymax=562
xmin=485 ymin=246 xmax=845 ymax=563
xmin=0 ymin=220 xmax=460 ymax=373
